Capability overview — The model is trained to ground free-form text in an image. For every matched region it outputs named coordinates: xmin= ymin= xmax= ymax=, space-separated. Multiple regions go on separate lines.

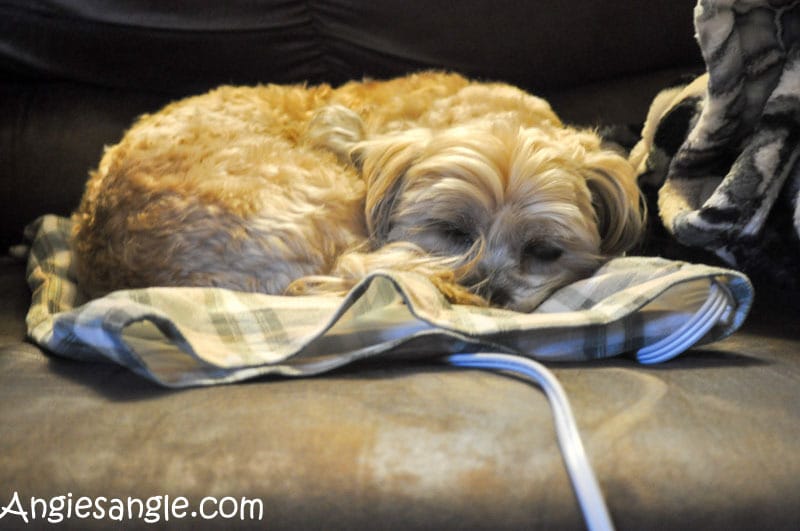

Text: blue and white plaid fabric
xmin=24 ymin=215 xmax=753 ymax=388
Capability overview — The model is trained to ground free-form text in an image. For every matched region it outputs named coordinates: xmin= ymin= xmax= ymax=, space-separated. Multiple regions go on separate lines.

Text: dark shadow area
xmin=46 ymin=354 xmax=177 ymax=401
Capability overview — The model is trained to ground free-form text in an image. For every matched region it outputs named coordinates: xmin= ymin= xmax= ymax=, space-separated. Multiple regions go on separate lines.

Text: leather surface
xmin=5 ymin=3 xmax=797 ymax=529
xmin=0 ymin=83 xmax=168 ymax=247
xmin=1 ymin=261 xmax=799 ymax=529
xmin=1 ymin=1 xmax=700 ymax=93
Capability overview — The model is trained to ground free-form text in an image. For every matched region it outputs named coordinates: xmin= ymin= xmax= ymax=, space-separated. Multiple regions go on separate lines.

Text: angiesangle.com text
xmin=0 ymin=491 xmax=264 ymax=525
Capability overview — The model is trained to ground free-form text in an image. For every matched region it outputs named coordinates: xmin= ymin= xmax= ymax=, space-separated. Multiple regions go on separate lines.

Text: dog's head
xmin=352 ymin=120 xmax=644 ymax=311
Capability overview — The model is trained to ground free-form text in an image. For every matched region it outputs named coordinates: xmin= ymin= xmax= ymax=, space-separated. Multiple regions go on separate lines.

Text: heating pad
xmin=24 ymin=215 xmax=752 ymax=388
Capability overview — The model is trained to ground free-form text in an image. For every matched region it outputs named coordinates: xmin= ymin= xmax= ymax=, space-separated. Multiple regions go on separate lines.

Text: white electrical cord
xmin=445 ymin=353 xmax=615 ymax=531
xmin=443 ymin=282 xmax=734 ymax=530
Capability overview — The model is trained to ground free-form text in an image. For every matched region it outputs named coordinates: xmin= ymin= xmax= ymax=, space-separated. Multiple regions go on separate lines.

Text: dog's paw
xmin=307 ymin=104 xmax=365 ymax=163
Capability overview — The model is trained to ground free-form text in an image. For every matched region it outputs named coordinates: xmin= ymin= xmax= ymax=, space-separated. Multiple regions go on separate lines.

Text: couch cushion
xmin=1 ymin=254 xmax=800 ymax=530
xmin=2 ymin=319 xmax=800 ymax=529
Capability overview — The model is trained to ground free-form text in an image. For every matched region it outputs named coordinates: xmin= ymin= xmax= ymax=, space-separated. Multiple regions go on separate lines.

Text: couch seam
xmin=0 ymin=3 xmax=309 ymax=35
xmin=302 ymin=0 xmax=333 ymax=81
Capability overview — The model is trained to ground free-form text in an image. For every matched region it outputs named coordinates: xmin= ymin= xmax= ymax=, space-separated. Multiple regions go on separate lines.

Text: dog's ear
xmin=581 ymin=151 xmax=645 ymax=256
xmin=350 ymin=130 xmax=430 ymax=245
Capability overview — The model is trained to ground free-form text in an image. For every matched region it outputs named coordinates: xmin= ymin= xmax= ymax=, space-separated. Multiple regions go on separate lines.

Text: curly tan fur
xmin=72 ymin=72 xmax=643 ymax=311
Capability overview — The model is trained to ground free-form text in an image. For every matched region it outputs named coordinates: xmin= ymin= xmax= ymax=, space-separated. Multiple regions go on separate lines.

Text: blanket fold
xmin=631 ymin=0 xmax=800 ymax=291
xmin=25 ymin=215 xmax=752 ymax=388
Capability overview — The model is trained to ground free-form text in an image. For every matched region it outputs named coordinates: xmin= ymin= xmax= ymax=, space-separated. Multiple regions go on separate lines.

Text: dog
xmin=72 ymin=72 xmax=644 ymax=312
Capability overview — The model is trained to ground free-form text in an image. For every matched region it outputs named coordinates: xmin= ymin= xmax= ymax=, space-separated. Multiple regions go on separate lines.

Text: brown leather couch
xmin=2 ymin=2 xmax=799 ymax=529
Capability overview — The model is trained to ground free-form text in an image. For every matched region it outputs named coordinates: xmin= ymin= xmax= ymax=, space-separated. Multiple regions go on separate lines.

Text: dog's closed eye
xmin=522 ymin=241 xmax=563 ymax=263
xmin=432 ymin=221 xmax=475 ymax=249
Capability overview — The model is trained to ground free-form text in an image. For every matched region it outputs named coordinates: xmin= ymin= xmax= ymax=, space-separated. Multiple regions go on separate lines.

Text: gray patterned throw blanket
xmin=630 ymin=0 xmax=800 ymax=292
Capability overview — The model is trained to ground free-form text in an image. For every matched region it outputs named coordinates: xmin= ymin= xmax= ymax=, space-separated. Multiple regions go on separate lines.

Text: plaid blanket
xmin=24 ymin=215 xmax=753 ymax=388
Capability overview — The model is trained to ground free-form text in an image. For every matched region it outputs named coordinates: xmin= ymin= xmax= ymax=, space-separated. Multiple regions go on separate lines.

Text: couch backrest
xmin=0 ymin=0 xmax=702 ymax=249
xmin=2 ymin=0 xmax=700 ymax=94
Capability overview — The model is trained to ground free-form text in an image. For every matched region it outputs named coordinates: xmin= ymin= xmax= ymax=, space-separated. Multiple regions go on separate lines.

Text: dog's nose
xmin=468 ymin=261 xmax=515 ymax=308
